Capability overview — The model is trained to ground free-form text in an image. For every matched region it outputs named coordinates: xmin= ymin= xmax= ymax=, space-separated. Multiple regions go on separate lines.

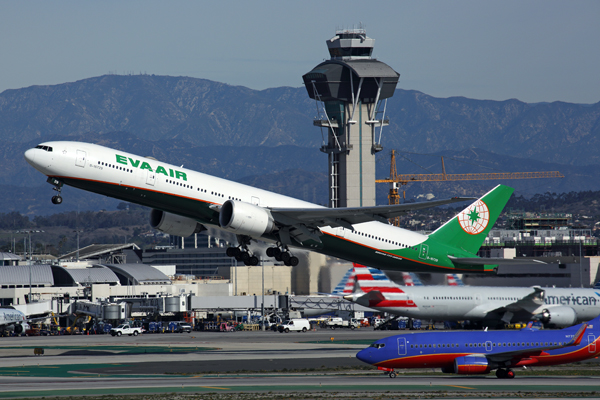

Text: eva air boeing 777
xmin=25 ymin=141 xmax=519 ymax=273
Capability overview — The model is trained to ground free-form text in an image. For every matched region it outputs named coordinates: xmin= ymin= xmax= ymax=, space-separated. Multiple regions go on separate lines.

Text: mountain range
xmin=2 ymin=74 xmax=599 ymax=215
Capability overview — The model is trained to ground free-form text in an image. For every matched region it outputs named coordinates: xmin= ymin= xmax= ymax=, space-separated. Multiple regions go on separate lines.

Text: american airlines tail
xmin=428 ymin=185 xmax=514 ymax=254
xmin=348 ymin=265 xmax=415 ymax=308
xmin=446 ymin=274 xmax=464 ymax=286
xmin=402 ymin=272 xmax=423 ymax=286
xmin=331 ymin=267 xmax=356 ymax=296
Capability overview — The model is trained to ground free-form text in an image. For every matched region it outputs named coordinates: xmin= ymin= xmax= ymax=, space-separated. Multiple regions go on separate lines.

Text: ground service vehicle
xmin=110 ymin=324 xmax=142 ymax=337
xmin=278 ymin=319 xmax=311 ymax=333
xmin=325 ymin=317 xmax=360 ymax=329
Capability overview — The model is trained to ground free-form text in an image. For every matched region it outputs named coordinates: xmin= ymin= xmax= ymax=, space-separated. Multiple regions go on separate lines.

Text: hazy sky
xmin=1 ymin=0 xmax=598 ymax=104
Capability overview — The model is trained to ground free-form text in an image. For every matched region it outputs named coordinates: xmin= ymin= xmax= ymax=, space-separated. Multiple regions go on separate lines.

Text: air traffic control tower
xmin=302 ymin=28 xmax=399 ymax=208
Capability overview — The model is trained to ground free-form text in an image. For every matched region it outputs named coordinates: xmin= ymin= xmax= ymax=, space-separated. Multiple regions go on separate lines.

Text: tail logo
xmin=457 ymin=200 xmax=490 ymax=235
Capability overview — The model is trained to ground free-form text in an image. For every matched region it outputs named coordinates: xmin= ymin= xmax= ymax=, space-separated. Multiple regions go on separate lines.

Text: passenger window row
xmin=98 ymin=161 xmax=133 ymax=173
xmin=433 ymin=296 xmax=473 ymax=300
xmin=351 ymin=230 xmax=415 ymax=249
xmin=410 ymin=341 xmax=561 ymax=349
xmin=166 ymin=179 xmax=193 ymax=190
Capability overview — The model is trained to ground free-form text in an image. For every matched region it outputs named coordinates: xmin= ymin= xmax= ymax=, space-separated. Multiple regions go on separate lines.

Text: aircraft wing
xmin=467 ymin=287 xmax=546 ymax=322
xmin=448 ymin=256 xmax=547 ymax=265
xmin=348 ymin=291 xmax=387 ymax=308
xmin=486 ymin=323 xmax=588 ymax=364
xmin=269 ymin=197 xmax=475 ymax=228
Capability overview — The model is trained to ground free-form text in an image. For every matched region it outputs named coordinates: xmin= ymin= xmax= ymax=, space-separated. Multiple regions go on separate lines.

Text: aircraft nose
xmin=356 ymin=348 xmax=372 ymax=364
xmin=24 ymin=148 xmax=36 ymax=165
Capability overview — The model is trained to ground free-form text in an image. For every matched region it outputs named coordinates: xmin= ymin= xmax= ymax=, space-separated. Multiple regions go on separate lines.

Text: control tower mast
xmin=302 ymin=28 xmax=399 ymax=208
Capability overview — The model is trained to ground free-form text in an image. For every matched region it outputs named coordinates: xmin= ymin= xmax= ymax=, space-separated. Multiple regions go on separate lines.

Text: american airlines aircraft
xmin=0 ymin=308 xmax=27 ymax=334
xmin=345 ymin=266 xmax=600 ymax=327
xmin=25 ymin=141 xmax=520 ymax=273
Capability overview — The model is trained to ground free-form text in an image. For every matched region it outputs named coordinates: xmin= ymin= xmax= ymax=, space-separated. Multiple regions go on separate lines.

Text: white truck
xmin=278 ymin=318 xmax=311 ymax=333
xmin=325 ymin=317 xmax=360 ymax=330
xmin=110 ymin=323 xmax=142 ymax=337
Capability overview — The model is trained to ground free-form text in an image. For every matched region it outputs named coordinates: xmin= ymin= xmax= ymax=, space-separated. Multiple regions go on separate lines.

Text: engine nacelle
xmin=538 ymin=306 xmax=577 ymax=327
xmin=219 ymin=200 xmax=275 ymax=237
xmin=7 ymin=324 xmax=23 ymax=334
xmin=150 ymin=209 xmax=204 ymax=237
xmin=453 ymin=355 xmax=490 ymax=375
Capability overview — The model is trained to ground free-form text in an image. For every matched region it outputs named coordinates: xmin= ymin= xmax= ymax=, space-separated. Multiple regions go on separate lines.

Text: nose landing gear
xmin=47 ymin=177 xmax=64 ymax=205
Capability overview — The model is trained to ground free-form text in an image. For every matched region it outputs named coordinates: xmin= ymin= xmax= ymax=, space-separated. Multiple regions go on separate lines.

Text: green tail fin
xmin=428 ymin=184 xmax=514 ymax=254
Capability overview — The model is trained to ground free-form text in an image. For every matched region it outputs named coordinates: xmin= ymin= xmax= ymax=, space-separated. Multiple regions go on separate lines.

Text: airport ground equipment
xmin=278 ymin=318 xmax=310 ymax=333
xmin=303 ymin=27 xmax=399 ymax=208
xmin=110 ymin=323 xmax=142 ymax=337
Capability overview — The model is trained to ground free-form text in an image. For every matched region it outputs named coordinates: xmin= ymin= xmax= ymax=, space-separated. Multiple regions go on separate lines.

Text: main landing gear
xmin=47 ymin=177 xmax=64 ymax=205
xmin=226 ymin=246 xmax=259 ymax=266
xmin=266 ymin=246 xmax=299 ymax=266
xmin=226 ymin=236 xmax=259 ymax=266
xmin=495 ymin=368 xmax=515 ymax=379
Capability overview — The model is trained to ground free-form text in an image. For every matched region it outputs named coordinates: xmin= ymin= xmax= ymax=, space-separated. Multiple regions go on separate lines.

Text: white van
xmin=278 ymin=318 xmax=311 ymax=333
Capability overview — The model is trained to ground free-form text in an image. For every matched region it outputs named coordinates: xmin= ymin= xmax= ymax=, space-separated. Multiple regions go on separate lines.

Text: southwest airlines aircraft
xmin=345 ymin=266 xmax=600 ymax=327
xmin=25 ymin=141 xmax=518 ymax=273
xmin=357 ymin=315 xmax=598 ymax=379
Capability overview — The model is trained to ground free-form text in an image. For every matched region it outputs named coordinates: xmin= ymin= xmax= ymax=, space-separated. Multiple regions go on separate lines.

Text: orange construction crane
xmin=378 ymin=150 xmax=564 ymax=226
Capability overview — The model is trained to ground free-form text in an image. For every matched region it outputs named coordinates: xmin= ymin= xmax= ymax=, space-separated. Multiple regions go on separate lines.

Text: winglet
xmin=567 ymin=323 xmax=588 ymax=347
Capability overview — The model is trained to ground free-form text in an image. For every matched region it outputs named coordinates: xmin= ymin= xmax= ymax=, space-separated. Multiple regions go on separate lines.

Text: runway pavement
xmin=0 ymin=328 xmax=598 ymax=398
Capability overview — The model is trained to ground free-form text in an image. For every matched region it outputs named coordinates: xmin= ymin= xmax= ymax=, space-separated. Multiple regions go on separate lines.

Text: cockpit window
xmin=369 ymin=343 xmax=386 ymax=349
xmin=34 ymin=145 xmax=53 ymax=152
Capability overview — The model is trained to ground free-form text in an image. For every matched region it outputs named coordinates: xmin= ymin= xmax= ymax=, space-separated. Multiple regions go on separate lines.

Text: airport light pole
xmin=579 ymin=236 xmax=583 ymax=288
xmin=261 ymin=256 xmax=265 ymax=331
xmin=16 ymin=230 xmax=42 ymax=302
xmin=74 ymin=230 xmax=83 ymax=261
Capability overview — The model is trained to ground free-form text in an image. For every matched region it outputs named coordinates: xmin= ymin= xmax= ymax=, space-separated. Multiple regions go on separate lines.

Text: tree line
xmin=0 ymin=203 xmax=150 ymax=230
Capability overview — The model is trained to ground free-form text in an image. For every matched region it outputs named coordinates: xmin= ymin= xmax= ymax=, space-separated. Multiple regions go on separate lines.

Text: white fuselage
xmin=363 ymin=285 xmax=600 ymax=323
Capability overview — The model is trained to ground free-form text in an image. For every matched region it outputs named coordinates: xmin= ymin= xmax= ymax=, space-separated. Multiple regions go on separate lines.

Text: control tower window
xmin=329 ymin=47 xmax=373 ymax=58
xmin=325 ymin=101 xmax=345 ymax=128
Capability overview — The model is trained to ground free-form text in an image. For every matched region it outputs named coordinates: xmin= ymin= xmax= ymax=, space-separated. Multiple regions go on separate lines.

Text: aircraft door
xmin=397 ymin=337 xmax=407 ymax=356
xmin=251 ymin=196 xmax=260 ymax=206
xmin=146 ymin=170 xmax=156 ymax=186
xmin=588 ymin=334 xmax=596 ymax=353
xmin=419 ymin=244 xmax=429 ymax=260
xmin=485 ymin=341 xmax=492 ymax=352
xmin=75 ymin=150 xmax=86 ymax=167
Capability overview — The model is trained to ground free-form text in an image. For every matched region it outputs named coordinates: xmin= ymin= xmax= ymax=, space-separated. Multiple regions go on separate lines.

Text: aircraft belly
xmin=63 ymin=178 xmax=216 ymax=223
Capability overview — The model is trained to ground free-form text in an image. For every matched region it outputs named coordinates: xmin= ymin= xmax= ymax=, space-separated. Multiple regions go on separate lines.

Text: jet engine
xmin=219 ymin=200 xmax=275 ymax=237
xmin=4 ymin=324 xmax=24 ymax=334
xmin=453 ymin=355 xmax=490 ymax=375
xmin=537 ymin=306 xmax=577 ymax=327
xmin=150 ymin=209 xmax=204 ymax=237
